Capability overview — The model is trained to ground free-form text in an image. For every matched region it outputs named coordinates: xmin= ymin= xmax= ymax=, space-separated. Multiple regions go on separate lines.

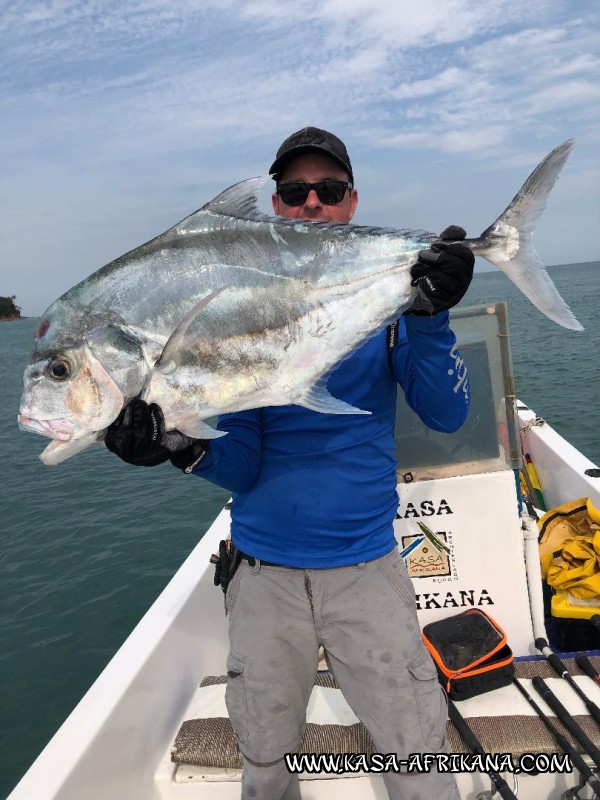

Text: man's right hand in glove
xmin=104 ymin=398 xmax=209 ymax=472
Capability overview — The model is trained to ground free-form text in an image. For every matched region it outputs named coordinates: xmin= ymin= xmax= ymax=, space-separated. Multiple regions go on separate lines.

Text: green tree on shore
xmin=0 ymin=296 xmax=22 ymax=318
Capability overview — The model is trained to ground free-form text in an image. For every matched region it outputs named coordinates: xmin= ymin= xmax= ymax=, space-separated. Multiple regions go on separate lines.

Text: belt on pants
xmin=239 ymin=552 xmax=305 ymax=569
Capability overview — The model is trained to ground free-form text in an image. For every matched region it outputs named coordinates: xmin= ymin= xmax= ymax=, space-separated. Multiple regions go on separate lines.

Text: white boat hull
xmin=8 ymin=405 xmax=600 ymax=800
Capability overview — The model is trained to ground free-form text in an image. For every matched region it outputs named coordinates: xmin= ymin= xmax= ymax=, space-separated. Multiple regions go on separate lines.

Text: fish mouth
xmin=18 ymin=413 xmax=74 ymax=441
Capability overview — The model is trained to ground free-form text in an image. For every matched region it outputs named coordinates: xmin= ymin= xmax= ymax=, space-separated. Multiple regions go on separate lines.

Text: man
xmin=106 ymin=127 xmax=474 ymax=799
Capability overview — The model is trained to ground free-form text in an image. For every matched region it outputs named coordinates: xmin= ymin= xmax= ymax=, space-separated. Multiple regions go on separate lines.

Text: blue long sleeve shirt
xmin=192 ymin=312 xmax=469 ymax=567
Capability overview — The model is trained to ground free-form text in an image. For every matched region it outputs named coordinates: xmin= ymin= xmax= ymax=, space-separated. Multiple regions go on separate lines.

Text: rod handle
xmin=554 ymin=729 xmax=600 ymax=795
xmin=575 ymin=653 xmax=600 ymax=685
xmin=532 ymin=677 xmax=600 ymax=769
xmin=447 ymin=701 xmax=517 ymax=800
xmin=535 ymin=637 xmax=568 ymax=677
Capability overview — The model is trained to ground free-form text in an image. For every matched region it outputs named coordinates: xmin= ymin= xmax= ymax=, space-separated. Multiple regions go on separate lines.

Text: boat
xmin=7 ymin=301 xmax=600 ymax=800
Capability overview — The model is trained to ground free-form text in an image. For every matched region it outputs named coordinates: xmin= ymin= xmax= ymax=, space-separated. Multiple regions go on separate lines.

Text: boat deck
xmin=154 ymin=656 xmax=600 ymax=799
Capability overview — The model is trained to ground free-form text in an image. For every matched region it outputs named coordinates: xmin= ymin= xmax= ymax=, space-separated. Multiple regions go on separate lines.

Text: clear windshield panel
xmin=395 ymin=302 xmax=519 ymax=480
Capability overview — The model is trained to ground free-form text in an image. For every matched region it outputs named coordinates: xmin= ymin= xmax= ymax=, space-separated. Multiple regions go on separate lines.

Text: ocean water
xmin=1 ymin=261 xmax=599 ymax=797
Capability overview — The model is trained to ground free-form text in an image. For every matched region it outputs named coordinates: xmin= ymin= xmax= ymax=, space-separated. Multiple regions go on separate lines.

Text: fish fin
xmin=298 ymin=385 xmax=371 ymax=415
xmin=473 ymin=140 xmax=583 ymax=331
xmin=40 ymin=433 xmax=100 ymax=465
xmin=174 ymin=419 xmax=229 ymax=440
xmin=202 ymin=176 xmax=271 ymax=221
xmin=155 ymin=287 xmax=228 ymax=372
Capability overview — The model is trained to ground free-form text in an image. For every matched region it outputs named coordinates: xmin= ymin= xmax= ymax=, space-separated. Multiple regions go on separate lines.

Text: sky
xmin=1 ymin=0 xmax=599 ymax=316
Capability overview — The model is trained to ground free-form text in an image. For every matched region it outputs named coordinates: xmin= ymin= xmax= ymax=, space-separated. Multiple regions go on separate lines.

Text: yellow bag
xmin=538 ymin=498 xmax=600 ymax=600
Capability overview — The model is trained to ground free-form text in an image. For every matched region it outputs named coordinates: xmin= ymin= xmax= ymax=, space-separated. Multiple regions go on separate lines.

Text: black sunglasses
xmin=277 ymin=180 xmax=352 ymax=206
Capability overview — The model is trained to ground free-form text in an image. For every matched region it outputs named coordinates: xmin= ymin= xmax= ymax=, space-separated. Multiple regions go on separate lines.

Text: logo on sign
xmin=402 ymin=526 xmax=452 ymax=578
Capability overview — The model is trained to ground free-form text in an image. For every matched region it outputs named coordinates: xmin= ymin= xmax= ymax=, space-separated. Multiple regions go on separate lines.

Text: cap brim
xmin=270 ymin=145 xmax=353 ymax=181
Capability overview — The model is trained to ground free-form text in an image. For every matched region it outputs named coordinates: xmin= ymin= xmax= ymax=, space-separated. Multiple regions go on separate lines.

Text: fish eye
xmin=46 ymin=357 xmax=71 ymax=381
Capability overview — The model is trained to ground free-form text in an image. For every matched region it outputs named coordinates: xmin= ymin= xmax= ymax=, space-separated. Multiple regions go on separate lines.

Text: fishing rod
xmin=519 ymin=462 xmax=539 ymax=517
xmin=535 ymin=638 xmax=600 ymax=727
xmin=532 ymin=676 xmax=600 ymax=769
xmin=520 ymin=484 xmax=539 ymax=520
xmin=524 ymin=452 xmax=547 ymax=511
xmin=513 ymin=679 xmax=600 ymax=797
xmin=447 ymin=699 xmax=518 ymax=800
xmin=576 ymin=654 xmax=600 ymax=687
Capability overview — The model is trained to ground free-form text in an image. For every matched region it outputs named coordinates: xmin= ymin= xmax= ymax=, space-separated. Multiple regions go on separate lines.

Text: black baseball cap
xmin=270 ymin=126 xmax=354 ymax=183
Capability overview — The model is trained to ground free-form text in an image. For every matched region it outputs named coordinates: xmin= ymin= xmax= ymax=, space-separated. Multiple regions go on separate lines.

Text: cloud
xmin=391 ymin=68 xmax=466 ymax=100
xmin=526 ymin=80 xmax=600 ymax=114
xmin=3 ymin=2 xmax=597 ymax=156
xmin=1 ymin=0 xmax=598 ymax=313
xmin=440 ymin=127 xmax=510 ymax=153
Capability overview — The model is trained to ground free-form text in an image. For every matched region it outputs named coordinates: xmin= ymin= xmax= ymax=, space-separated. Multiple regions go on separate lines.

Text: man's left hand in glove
xmin=406 ymin=225 xmax=475 ymax=316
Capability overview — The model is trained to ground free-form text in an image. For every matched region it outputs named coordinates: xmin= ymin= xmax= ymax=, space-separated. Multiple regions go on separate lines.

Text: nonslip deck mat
xmin=172 ymin=720 xmax=374 ymax=769
xmin=198 ymin=672 xmax=338 ymax=688
xmin=171 ymin=656 xmax=600 ymax=768
xmin=513 ymin=658 xmax=600 ymax=679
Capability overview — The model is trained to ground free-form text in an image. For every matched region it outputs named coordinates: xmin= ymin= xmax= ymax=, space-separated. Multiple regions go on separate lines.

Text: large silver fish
xmin=19 ymin=140 xmax=581 ymax=465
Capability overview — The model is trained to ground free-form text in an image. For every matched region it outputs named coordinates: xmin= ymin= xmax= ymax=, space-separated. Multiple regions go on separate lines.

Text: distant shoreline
xmin=0 ymin=315 xmax=27 ymax=322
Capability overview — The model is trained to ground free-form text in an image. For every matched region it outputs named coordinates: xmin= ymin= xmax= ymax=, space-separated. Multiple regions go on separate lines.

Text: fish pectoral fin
xmin=155 ymin=287 xmax=228 ymax=373
xmin=299 ymin=386 xmax=371 ymax=415
xmin=175 ymin=418 xmax=229 ymax=440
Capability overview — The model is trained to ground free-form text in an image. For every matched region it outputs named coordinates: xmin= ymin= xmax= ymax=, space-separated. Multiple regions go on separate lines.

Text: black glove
xmin=406 ymin=225 xmax=474 ymax=315
xmin=105 ymin=398 xmax=209 ymax=471
xmin=169 ymin=437 xmax=211 ymax=473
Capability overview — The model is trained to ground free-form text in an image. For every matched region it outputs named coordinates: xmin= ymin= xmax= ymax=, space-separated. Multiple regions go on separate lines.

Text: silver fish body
xmin=19 ymin=141 xmax=582 ymax=464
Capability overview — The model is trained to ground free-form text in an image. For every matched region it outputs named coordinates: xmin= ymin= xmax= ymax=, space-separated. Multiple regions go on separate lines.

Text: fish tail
xmin=467 ymin=139 xmax=582 ymax=331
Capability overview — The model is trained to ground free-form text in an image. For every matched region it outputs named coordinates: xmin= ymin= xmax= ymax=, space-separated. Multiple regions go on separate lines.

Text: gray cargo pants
xmin=224 ymin=547 xmax=459 ymax=800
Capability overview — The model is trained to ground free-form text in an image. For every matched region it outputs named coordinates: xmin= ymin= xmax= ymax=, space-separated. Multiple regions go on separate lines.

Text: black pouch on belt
xmin=212 ymin=539 xmax=243 ymax=593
